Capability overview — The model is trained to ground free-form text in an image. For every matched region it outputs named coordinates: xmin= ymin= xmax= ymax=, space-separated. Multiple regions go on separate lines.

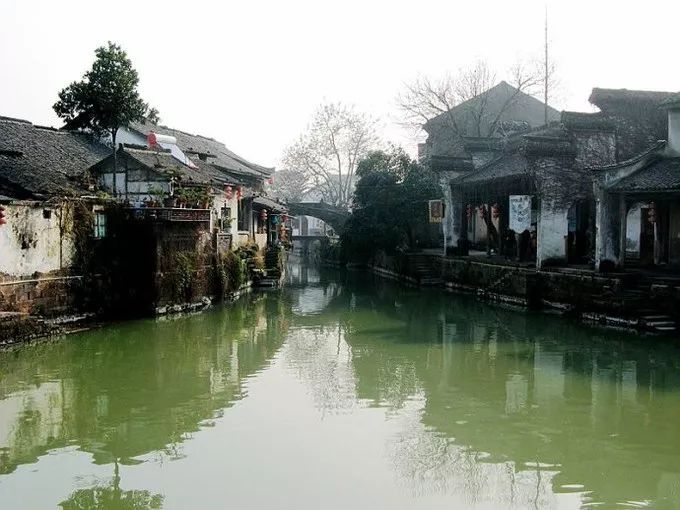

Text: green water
xmin=1 ymin=264 xmax=680 ymax=509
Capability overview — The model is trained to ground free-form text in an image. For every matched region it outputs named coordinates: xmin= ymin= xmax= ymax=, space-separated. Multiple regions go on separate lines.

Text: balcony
xmin=126 ymin=207 xmax=211 ymax=223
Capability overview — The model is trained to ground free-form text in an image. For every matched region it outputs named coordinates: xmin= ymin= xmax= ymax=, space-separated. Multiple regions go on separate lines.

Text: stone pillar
xmin=440 ymin=172 xmax=462 ymax=255
xmin=536 ymin=199 xmax=569 ymax=269
xmin=594 ymin=189 xmax=622 ymax=270
xmin=618 ymin=197 xmax=628 ymax=268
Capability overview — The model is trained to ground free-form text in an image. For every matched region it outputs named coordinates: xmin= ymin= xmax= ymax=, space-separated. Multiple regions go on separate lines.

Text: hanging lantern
xmin=466 ymin=204 xmax=472 ymax=219
xmin=237 ymin=186 xmax=243 ymax=200
xmin=478 ymin=205 xmax=487 ymax=219
xmin=260 ymin=209 xmax=268 ymax=221
xmin=648 ymin=202 xmax=657 ymax=224
xmin=491 ymin=203 xmax=500 ymax=219
xmin=282 ymin=214 xmax=288 ymax=223
xmin=225 ymin=185 xmax=233 ymax=200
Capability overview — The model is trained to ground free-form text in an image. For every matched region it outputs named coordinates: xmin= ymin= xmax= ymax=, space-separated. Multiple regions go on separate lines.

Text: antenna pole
xmin=544 ymin=4 xmax=549 ymax=125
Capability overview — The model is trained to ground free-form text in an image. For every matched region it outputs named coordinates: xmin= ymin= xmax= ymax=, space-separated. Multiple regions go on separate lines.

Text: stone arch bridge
xmin=286 ymin=202 xmax=350 ymax=234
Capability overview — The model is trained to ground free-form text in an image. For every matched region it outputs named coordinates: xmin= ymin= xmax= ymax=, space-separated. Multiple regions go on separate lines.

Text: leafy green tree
xmin=342 ymin=146 xmax=441 ymax=261
xmin=53 ymin=42 xmax=155 ymax=194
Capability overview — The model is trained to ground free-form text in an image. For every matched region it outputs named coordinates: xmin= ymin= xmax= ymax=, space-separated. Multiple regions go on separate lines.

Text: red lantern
xmin=225 ymin=185 xmax=233 ymax=200
xmin=260 ymin=209 xmax=268 ymax=221
xmin=491 ymin=203 xmax=500 ymax=219
xmin=237 ymin=186 xmax=243 ymax=200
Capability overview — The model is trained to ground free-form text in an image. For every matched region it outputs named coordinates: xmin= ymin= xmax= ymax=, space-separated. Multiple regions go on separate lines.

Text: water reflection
xmin=0 ymin=292 xmax=288 ymax=476
xmin=1 ymin=263 xmax=680 ymax=508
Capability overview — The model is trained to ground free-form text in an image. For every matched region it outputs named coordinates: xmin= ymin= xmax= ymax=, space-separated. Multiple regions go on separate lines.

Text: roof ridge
xmin=0 ymin=116 xmax=31 ymax=124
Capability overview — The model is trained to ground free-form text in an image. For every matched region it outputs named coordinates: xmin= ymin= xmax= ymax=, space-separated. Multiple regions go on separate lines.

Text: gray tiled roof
xmin=0 ymin=118 xmax=110 ymax=197
xmin=129 ymin=122 xmax=273 ymax=178
xmin=607 ymin=156 xmax=680 ymax=192
xmin=96 ymin=148 xmax=235 ymax=186
xmin=589 ymin=88 xmax=677 ymax=105
xmin=458 ymin=152 xmax=528 ymax=185
xmin=425 ymin=81 xmax=560 ymax=133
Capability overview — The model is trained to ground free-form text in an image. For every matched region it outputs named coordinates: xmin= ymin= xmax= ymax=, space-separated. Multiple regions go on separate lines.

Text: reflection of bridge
xmin=286 ymin=202 xmax=350 ymax=233
xmin=291 ymin=234 xmax=328 ymax=258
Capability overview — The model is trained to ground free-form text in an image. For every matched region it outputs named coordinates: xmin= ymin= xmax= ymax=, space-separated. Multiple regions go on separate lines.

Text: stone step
xmin=654 ymin=326 xmax=677 ymax=332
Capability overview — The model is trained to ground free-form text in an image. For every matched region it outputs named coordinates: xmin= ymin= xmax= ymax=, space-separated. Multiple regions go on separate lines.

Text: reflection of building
xmin=291 ymin=215 xmax=331 ymax=237
xmin=0 ymin=293 xmax=288 ymax=476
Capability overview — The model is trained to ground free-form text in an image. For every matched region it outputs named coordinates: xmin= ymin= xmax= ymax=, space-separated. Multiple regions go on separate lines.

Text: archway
xmin=566 ymin=200 xmax=595 ymax=265
xmin=625 ymin=202 xmax=654 ymax=265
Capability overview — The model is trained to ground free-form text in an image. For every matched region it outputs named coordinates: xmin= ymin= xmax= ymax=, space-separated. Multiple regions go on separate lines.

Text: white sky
xmin=1 ymin=0 xmax=679 ymax=168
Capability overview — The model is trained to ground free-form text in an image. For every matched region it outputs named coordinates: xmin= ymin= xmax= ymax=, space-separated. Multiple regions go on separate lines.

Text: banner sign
xmin=429 ymin=200 xmax=444 ymax=223
xmin=509 ymin=195 xmax=531 ymax=232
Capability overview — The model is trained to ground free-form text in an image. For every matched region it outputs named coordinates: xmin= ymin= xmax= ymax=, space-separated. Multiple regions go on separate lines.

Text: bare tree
xmin=269 ymin=169 xmax=312 ymax=203
xmin=398 ymin=60 xmax=542 ymax=139
xmin=282 ymin=103 xmax=379 ymax=209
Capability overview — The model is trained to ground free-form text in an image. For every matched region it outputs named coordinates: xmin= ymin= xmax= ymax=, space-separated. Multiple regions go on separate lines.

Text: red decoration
xmin=260 ymin=209 xmax=268 ymax=221
xmin=225 ymin=185 xmax=233 ymax=200
xmin=237 ymin=186 xmax=243 ymax=200
xmin=147 ymin=132 xmax=158 ymax=148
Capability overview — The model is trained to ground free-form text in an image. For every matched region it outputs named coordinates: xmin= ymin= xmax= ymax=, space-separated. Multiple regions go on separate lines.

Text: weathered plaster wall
xmin=573 ymin=130 xmax=616 ymax=168
xmin=537 ymin=202 xmax=568 ymax=267
xmin=0 ymin=202 xmax=74 ymax=277
xmin=595 ymin=190 xmax=622 ymax=268
xmin=596 ymin=103 xmax=667 ymax=162
xmin=211 ymin=191 xmax=239 ymax=234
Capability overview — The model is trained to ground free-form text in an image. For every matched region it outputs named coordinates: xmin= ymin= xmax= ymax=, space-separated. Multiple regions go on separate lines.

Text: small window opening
xmin=42 ymin=209 xmax=52 ymax=219
xmin=93 ymin=212 xmax=107 ymax=239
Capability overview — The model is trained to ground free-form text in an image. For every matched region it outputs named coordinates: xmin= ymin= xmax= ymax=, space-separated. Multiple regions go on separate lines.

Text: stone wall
xmin=0 ymin=272 xmax=80 ymax=316
xmin=437 ymin=257 xmax=537 ymax=306
xmin=0 ymin=201 xmax=76 ymax=277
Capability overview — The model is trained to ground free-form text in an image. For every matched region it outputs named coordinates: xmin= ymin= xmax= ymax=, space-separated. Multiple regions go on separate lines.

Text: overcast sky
xmin=1 ymin=0 xmax=679 ymax=168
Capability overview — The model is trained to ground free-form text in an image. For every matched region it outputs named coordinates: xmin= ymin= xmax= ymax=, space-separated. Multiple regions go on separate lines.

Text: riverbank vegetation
xmin=340 ymin=146 xmax=441 ymax=263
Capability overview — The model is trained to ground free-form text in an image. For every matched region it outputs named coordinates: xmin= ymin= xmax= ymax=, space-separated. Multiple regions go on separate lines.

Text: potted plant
xmin=149 ymin=185 xmax=165 ymax=207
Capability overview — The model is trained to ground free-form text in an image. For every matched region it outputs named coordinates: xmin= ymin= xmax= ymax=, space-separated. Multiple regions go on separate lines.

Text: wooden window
xmin=93 ymin=212 xmax=107 ymax=239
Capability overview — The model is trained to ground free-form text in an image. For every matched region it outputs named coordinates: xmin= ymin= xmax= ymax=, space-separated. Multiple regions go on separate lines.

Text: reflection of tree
xmin=284 ymin=326 xmax=358 ymax=414
xmin=0 ymin=293 xmax=290 ymax=475
xmin=60 ymin=461 xmax=163 ymax=510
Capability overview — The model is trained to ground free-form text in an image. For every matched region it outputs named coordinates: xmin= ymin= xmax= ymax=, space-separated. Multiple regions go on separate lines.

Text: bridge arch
xmin=286 ymin=202 xmax=350 ymax=234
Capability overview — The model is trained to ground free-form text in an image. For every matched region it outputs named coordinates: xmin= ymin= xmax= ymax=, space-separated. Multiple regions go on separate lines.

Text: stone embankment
xmin=364 ymin=253 xmax=679 ymax=334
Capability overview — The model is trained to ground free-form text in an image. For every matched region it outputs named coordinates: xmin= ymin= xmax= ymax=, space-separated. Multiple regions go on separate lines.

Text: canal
xmin=1 ymin=262 xmax=680 ymax=509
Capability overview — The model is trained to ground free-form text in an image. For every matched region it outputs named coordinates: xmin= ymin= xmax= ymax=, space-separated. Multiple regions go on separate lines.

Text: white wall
xmin=537 ymin=202 xmax=568 ymax=268
xmin=0 ymin=203 xmax=75 ymax=277
xmin=668 ymin=109 xmax=680 ymax=155
xmin=211 ymin=190 xmax=239 ymax=234
xmin=626 ymin=205 xmax=644 ymax=256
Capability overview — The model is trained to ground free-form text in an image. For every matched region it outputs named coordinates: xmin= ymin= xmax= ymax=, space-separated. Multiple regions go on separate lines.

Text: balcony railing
xmin=126 ymin=207 xmax=211 ymax=223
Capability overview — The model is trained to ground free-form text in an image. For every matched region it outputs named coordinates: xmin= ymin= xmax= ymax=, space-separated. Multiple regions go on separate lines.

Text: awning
xmin=252 ymin=195 xmax=288 ymax=213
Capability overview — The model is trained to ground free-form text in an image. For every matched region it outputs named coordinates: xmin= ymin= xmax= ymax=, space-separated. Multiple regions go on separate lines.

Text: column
xmin=440 ymin=171 xmax=465 ymax=256
xmin=594 ymin=189 xmax=622 ymax=271
xmin=536 ymin=199 xmax=569 ymax=269
xmin=618 ymin=196 xmax=628 ymax=269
